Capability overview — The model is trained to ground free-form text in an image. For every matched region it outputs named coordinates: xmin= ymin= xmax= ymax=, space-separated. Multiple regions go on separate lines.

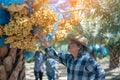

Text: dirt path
xmin=98 ymin=58 xmax=120 ymax=80
xmin=25 ymin=58 xmax=120 ymax=80
xmin=25 ymin=62 xmax=67 ymax=80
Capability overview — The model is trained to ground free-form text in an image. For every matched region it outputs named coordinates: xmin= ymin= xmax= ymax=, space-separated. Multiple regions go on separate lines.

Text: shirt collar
xmin=77 ymin=50 xmax=86 ymax=58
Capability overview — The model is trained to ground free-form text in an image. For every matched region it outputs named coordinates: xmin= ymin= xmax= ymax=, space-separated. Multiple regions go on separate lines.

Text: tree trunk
xmin=109 ymin=46 xmax=119 ymax=69
xmin=0 ymin=46 xmax=25 ymax=80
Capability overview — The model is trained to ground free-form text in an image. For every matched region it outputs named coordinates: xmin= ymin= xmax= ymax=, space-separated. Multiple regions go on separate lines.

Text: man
xmin=39 ymin=34 xmax=105 ymax=80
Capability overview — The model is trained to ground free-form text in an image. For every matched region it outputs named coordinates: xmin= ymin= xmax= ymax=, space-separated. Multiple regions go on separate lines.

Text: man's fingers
xmin=38 ymin=32 xmax=46 ymax=41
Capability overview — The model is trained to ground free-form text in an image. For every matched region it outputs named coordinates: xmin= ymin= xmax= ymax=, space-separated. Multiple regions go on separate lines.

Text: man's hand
xmin=57 ymin=71 xmax=61 ymax=79
xmin=38 ymin=67 xmax=41 ymax=71
xmin=38 ymin=32 xmax=50 ymax=48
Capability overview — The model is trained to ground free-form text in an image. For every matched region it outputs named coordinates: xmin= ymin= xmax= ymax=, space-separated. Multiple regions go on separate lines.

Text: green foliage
xmin=54 ymin=0 xmax=120 ymax=54
xmin=98 ymin=0 xmax=120 ymax=54
xmin=106 ymin=33 xmax=120 ymax=53
xmin=73 ymin=0 xmax=120 ymax=54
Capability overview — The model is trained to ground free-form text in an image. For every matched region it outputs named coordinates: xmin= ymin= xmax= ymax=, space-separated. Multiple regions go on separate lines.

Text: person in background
xmin=38 ymin=33 xmax=105 ymax=80
xmin=88 ymin=44 xmax=108 ymax=61
xmin=34 ymin=51 xmax=45 ymax=80
xmin=45 ymin=58 xmax=61 ymax=80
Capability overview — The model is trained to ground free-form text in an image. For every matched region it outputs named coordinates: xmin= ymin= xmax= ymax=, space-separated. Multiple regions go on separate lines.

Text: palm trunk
xmin=0 ymin=46 xmax=25 ymax=80
xmin=109 ymin=46 xmax=119 ymax=69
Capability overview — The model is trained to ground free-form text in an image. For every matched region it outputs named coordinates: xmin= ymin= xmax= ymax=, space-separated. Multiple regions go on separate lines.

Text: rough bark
xmin=0 ymin=46 xmax=25 ymax=80
xmin=109 ymin=46 xmax=119 ymax=69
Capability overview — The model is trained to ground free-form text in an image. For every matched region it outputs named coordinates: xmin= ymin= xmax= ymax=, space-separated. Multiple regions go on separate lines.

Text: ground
xmin=25 ymin=57 xmax=120 ymax=80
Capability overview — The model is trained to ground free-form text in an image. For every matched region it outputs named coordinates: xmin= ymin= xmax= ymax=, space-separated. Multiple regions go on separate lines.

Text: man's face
xmin=68 ymin=41 xmax=81 ymax=54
